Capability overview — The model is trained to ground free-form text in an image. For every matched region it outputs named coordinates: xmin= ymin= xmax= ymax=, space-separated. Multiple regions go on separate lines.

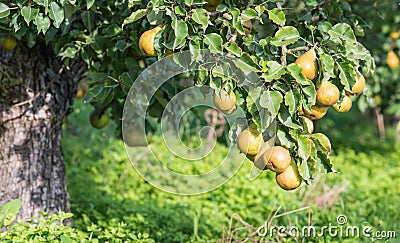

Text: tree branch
xmin=287 ymin=46 xmax=310 ymax=55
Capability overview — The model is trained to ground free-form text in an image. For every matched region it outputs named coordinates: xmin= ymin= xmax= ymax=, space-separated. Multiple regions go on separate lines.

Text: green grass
xmin=58 ymin=100 xmax=400 ymax=242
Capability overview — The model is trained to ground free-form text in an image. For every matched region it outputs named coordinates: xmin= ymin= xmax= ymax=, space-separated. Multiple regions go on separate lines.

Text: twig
xmin=287 ymin=46 xmax=310 ymax=55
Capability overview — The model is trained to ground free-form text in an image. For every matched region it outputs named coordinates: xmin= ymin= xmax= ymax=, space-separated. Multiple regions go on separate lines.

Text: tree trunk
xmin=0 ymin=41 xmax=77 ymax=220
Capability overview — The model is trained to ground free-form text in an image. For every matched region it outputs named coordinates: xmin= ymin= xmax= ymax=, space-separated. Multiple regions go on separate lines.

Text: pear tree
xmin=0 ymin=0 xmax=375 ymax=219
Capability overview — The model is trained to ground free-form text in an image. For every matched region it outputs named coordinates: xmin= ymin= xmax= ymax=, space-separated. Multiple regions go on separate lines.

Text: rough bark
xmin=0 ymin=41 xmax=78 ymax=221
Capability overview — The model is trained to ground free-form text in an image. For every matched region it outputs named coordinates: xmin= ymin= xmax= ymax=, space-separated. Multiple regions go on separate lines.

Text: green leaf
xmin=34 ymin=13 xmax=51 ymax=34
xmin=284 ymin=89 xmax=301 ymax=114
xmin=298 ymin=134 xmax=312 ymax=161
xmin=299 ymin=160 xmax=312 ymax=181
xmin=49 ymin=2 xmax=64 ymax=28
xmin=241 ymin=8 xmax=258 ymax=20
xmin=204 ymin=33 xmax=223 ymax=53
xmin=224 ymin=41 xmax=242 ymax=57
xmin=21 ymin=6 xmax=39 ymax=25
xmin=191 ymin=8 xmax=209 ymax=30
xmin=60 ymin=236 xmax=73 ymax=243
xmin=59 ymin=44 xmax=79 ymax=59
xmin=234 ymin=53 xmax=261 ymax=73
xmin=277 ymin=127 xmax=296 ymax=148
xmin=328 ymin=23 xmax=356 ymax=43
xmin=301 ymin=81 xmax=316 ymax=106
xmin=261 ymin=61 xmax=285 ymax=82
xmin=316 ymin=151 xmax=334 ymax=173
xmin=81 ymin=11 xmax=94 ymax=31
xmin=86 ymin=0 xmax=95 ymax=9
xmin=312 ymin=133 xmax=331 ymax=152
xmin=267 ymin=8 xmax=285 ymax=26
xmin=122 ymin=9 xmax=147 ymax=27
xmin=278 ymin=106 xmax=301 ymax=129
xmin=270 ymin=26 xmax=299 ymax=46
xmin=0 ymin=199 xmax=22 ymax=226
xmin=103 ymin=24 xmax=122 ymax=37
xmin=336 ymin=61 xmax=356 ymax=90
xmin=33 ymin=0 xmax=49 ymax=8
xmin=286 ymin=63 xmax=309 ymax=85
xmin=172 ymin=19 xmax=188 ymax=49
xmin=260 ymin=90 xmax=283 ymax=120
xmin=0 ymin=3 xmax=10 ymax=18
xmin=319 ymin=53 xmax=335 ymax=82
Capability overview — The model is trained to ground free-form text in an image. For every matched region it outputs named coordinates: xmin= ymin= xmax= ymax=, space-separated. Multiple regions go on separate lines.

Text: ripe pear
xmin=303 ymin=105 xmax=328 ymax=120
xmin=316 ymin=81 xmax=340 ymax=106
xmin=1 ymin=35 xmax=17 ymax=51
xmin=276 ymin=162 xmax=302 ymax=190
xmin=333 ymin=95 xmax=352 ymax=112
xmin=390 ymin=31 xmax=400 ymax=40
xmin=386 ymin=50 xmax=399 ymax=70
xmin=295 ymin=48 xmax=318 ymax=80
xmin=139 ymin=26 xmax=163 ymax=56
xmin=237 ymin=128 xmax=263 ymax=156
xmin=254 ymin=146 xmax=291 ymax=173
xmin=347 ymin=74 xmax=365 ymax=95
xmin=213 ymin=89 xmax=236 ymax=115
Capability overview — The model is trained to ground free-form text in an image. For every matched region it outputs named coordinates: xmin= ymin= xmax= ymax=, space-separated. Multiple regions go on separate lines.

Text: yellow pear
xmin=316 ymin=81 xmax=340 ymax=106
xmin=254 ymin=146 xmax=291 ymax=173
xmin=295 ymin=48 xmax=318 ymax=80
xmin=302 ymin=105 xmax=328 ymax=120
xmin=390 ymin=31 xmax=400 ymax=40
xmin=386 ymin=50 xmax=399 ymax=70
xmin=237 ymin=127 xmax=263 ymax=156
xmin=213 ymin=89 xmax=236 ymax=115
xmin=276 ymin=162 xmax=302 ymax=190
xmin=347 ymin=74 xmax=365 ymax=95
xmin=333 ymin=95 xmax=352 ymax=112
xmin=139 ymin=26 xmax=163 ymax=56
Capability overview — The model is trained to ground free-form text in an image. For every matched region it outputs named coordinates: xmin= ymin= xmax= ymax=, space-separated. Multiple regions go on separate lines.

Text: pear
xmin=237 ymin=127 xmax=263 ymax=156
xmin=90 ymin=110 xmax=109 ymax=129
xmin=254 ymin=146 xmax=291 ymax=173
xmin=295 ymin=48 xmax=318 ymax=80
xmin=139 ymin=26 xmax=163 ymax=56
xmin=316 ymin=81 xmax=340 ymax=106
xmin=125 ymin=129 xmax=148 ymax=147
xmin=213 ymin=89 xmax=236 ymax=115
xmin=390 ymin=31 xmax=400 ymax=40
xmin=333 ymin=95 xmax=352 ymax=112
xmin=347 ymin=74 xmax=365 ymax=95
xmin=386 ymin=50 xmax=399 ymax=70
xmin=276 ymin=162 xmax=302 ymax=190
xmin=1 ymin=35 xmax=17 ymax=51
xmin=302 ymin=105 xmax=328 ymax=120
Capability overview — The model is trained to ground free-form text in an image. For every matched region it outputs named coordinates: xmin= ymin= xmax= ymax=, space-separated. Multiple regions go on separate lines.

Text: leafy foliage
xmin=0 ymin=0 xmax=377 ymax=182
